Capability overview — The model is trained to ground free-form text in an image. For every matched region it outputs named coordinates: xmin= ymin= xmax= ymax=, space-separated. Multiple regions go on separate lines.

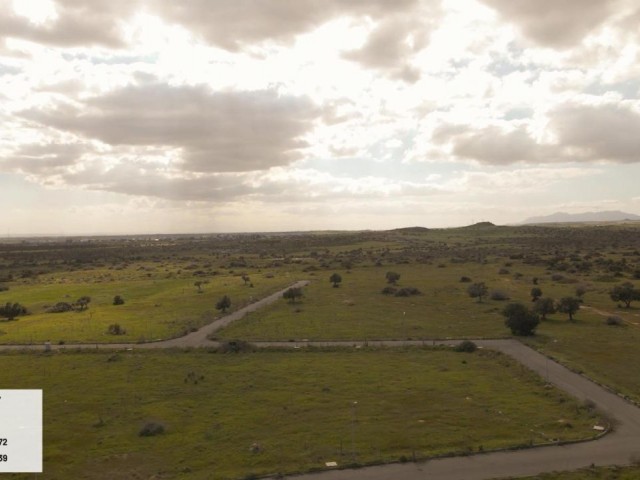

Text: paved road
xmin=2 ymin=283 xmax=640 ymax=479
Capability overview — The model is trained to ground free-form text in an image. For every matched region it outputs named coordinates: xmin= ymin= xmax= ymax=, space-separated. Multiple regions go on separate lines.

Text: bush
xmin=490 ymin=290 xmax=510 ymax=301
xmin=454 ymin=340 xmax=477 ymax=352
xmin=394 ymin=287 xmax=421 ymax=297
xmin=282 ymin=288 xmax=303 ymax=303
xmin=385 ymin=271 xmax=401 ymax=285
xmin=605 ymin=316 xmax=623 ymax=326
xmin=113 ymin=295 xmax=125 ymax=305
xmin=502 ymin=303 xmax=540 ymax=336
xmin=46 ymin=302 xmax=74 ymax=313
xmin=216 ymin=294 xmax=232 ymax=311
xmin=0 ymin=302 xmax=27 ymax=321
xmin=381 ymin=286 xmax=397 ymax=295
xmin=459 ymin=276 xmax=472 ymax=283
xmin=498 ymin=268 xmax=509 ymax=275
xmin=467 ymin=282 xmax=488 ymax=303
xmin=107 ymin=323 xmax=126 ymax=335
xmin=139 ymin=422 xmax=165 ymax=437
xmin=0 ymin=284 xmax=8 ymax=292
xmin=218 ymin=340 xmax=256 ymax=353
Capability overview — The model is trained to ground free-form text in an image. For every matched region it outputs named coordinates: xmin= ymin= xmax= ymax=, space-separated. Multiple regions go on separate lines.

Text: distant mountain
xmin=523 ymin=211 xmax=640 ymax=224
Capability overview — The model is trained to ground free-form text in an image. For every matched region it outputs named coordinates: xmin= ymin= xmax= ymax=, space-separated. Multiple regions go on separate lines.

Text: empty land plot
xmin=0 ymin=348 xmax=602 ymax=480
xmin=0 ymin=271 xmax=292 ymax=344
xmin=527 ymin=308 xmax=640 ymax=405
xmin=216 ymin=260 xmax=583 ymax=341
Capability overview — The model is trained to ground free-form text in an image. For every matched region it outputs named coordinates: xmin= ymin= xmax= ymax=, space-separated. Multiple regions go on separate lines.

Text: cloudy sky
xmin=1 ymin=0 xmax=639 ymax=235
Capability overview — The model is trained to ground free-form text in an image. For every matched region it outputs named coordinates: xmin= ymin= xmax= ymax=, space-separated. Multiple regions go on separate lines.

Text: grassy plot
xmin=1 ymin=348 xmax=602 ymax=480
xmin=528 ymin=306 xmax=640 ymax=405
xmin=217 ymin=262 xmax=559 ymax=341
xmin=0 ymin=271 xmax=292 ymax=344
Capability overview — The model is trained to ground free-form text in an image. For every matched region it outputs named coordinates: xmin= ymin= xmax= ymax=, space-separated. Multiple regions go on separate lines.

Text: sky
xmin=1 ymin=0 xmax=639 ymax=235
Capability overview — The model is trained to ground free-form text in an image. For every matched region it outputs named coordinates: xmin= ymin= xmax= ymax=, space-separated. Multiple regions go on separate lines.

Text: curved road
xmin=3 ymin=281 xmax=640 ymax=479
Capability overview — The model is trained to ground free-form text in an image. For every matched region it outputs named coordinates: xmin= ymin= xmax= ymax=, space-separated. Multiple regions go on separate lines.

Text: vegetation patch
xmin=0 ymin=348 xmax=602 ymax=479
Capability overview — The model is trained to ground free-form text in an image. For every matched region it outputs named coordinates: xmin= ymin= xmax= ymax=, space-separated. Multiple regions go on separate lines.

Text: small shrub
xmin=394 ymin=287 xmax=421 ymax=297
xmin=139 ymin=422 xmax=165 ymax=437
xmin=381 ymin=286 xmax=397 ymax=295
xmin=490 ymin=290 xmax=510 ymax=301
xmin=605 ymin=316 xmax=623 ymax=326
xmin=0 ymin=284 xmax=8 ymax=292
xmin=107 ymin=323 xmax=126 ymax=335
xmin=113 ymin=295 xmax=125 ymax=305
xmin=385 ymin=271 xmax=401 ymax=285
xmin=459 ymin=276 xmax=472 ymax=283
xmin=498 ymin=268 xmax=509 ymax=275
xmin=454 ymin=340 xmax=477 ymax=353
xmin=467 ymin=282 xmax=488 ymax=303
xmin=46 ymin=302 xmax=74 ymax=313
xmin=218 ymin=340 xmax=256 ymax=353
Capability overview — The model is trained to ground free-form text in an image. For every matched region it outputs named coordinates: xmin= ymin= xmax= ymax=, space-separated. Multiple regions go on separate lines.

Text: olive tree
xmin=0 ymin=302 xmax=27 ymax=321
xmin=467 ymin=282 xmax=488 ymax=303
xmin=502 ymin=303 xmax=539 ymax=336
xmin=609 ymin=282 xmax=640 ymax=308
xmin=557 ymin=297 xmax=581 ymax=321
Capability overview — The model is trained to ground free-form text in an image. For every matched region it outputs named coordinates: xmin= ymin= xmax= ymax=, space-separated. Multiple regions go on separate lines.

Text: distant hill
xmin=390 ymin=226 xmax=430 ymax=234
xmin=523 ymin=211 xmax=640 ymax=224
xmin=458 ymin=221 xmax=497 ymax=229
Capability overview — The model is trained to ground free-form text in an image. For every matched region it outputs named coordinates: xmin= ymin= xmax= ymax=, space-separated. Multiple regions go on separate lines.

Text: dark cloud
xmin=60 ymin=164 xmax=254 ymax=202
xmin=550 ymin=103 xmax=640 ymax=163
xmin=434 ymin=125 xmax=556 ymax=165
xmin=434 ymin=102 xmax=640 ymax=165
xmin=20 ymin=84 xmax=319 ymax=172
xmin=479 ymin=0 xmax=621 ymax=48
xmin=1 ymin=0 xmax=421 ymax=51
xmin=153 ymin=0 xmax=420 ymax=51
xmin=3 ymin=143 xmax=87 ymax=173
xmin=0 ymin=0 xmax=134 ymax=48
xmin=341 ymin=11 xmax=435 ymax=81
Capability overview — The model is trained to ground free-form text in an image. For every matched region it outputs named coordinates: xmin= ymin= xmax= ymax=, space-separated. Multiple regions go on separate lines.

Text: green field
xmin=0 ymin=268 xmax=292 ymax=344
xmin=0 ymin=348 xmax=602 ymax=480
xmin=1 ymin=226 xmax=639 ymax=479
